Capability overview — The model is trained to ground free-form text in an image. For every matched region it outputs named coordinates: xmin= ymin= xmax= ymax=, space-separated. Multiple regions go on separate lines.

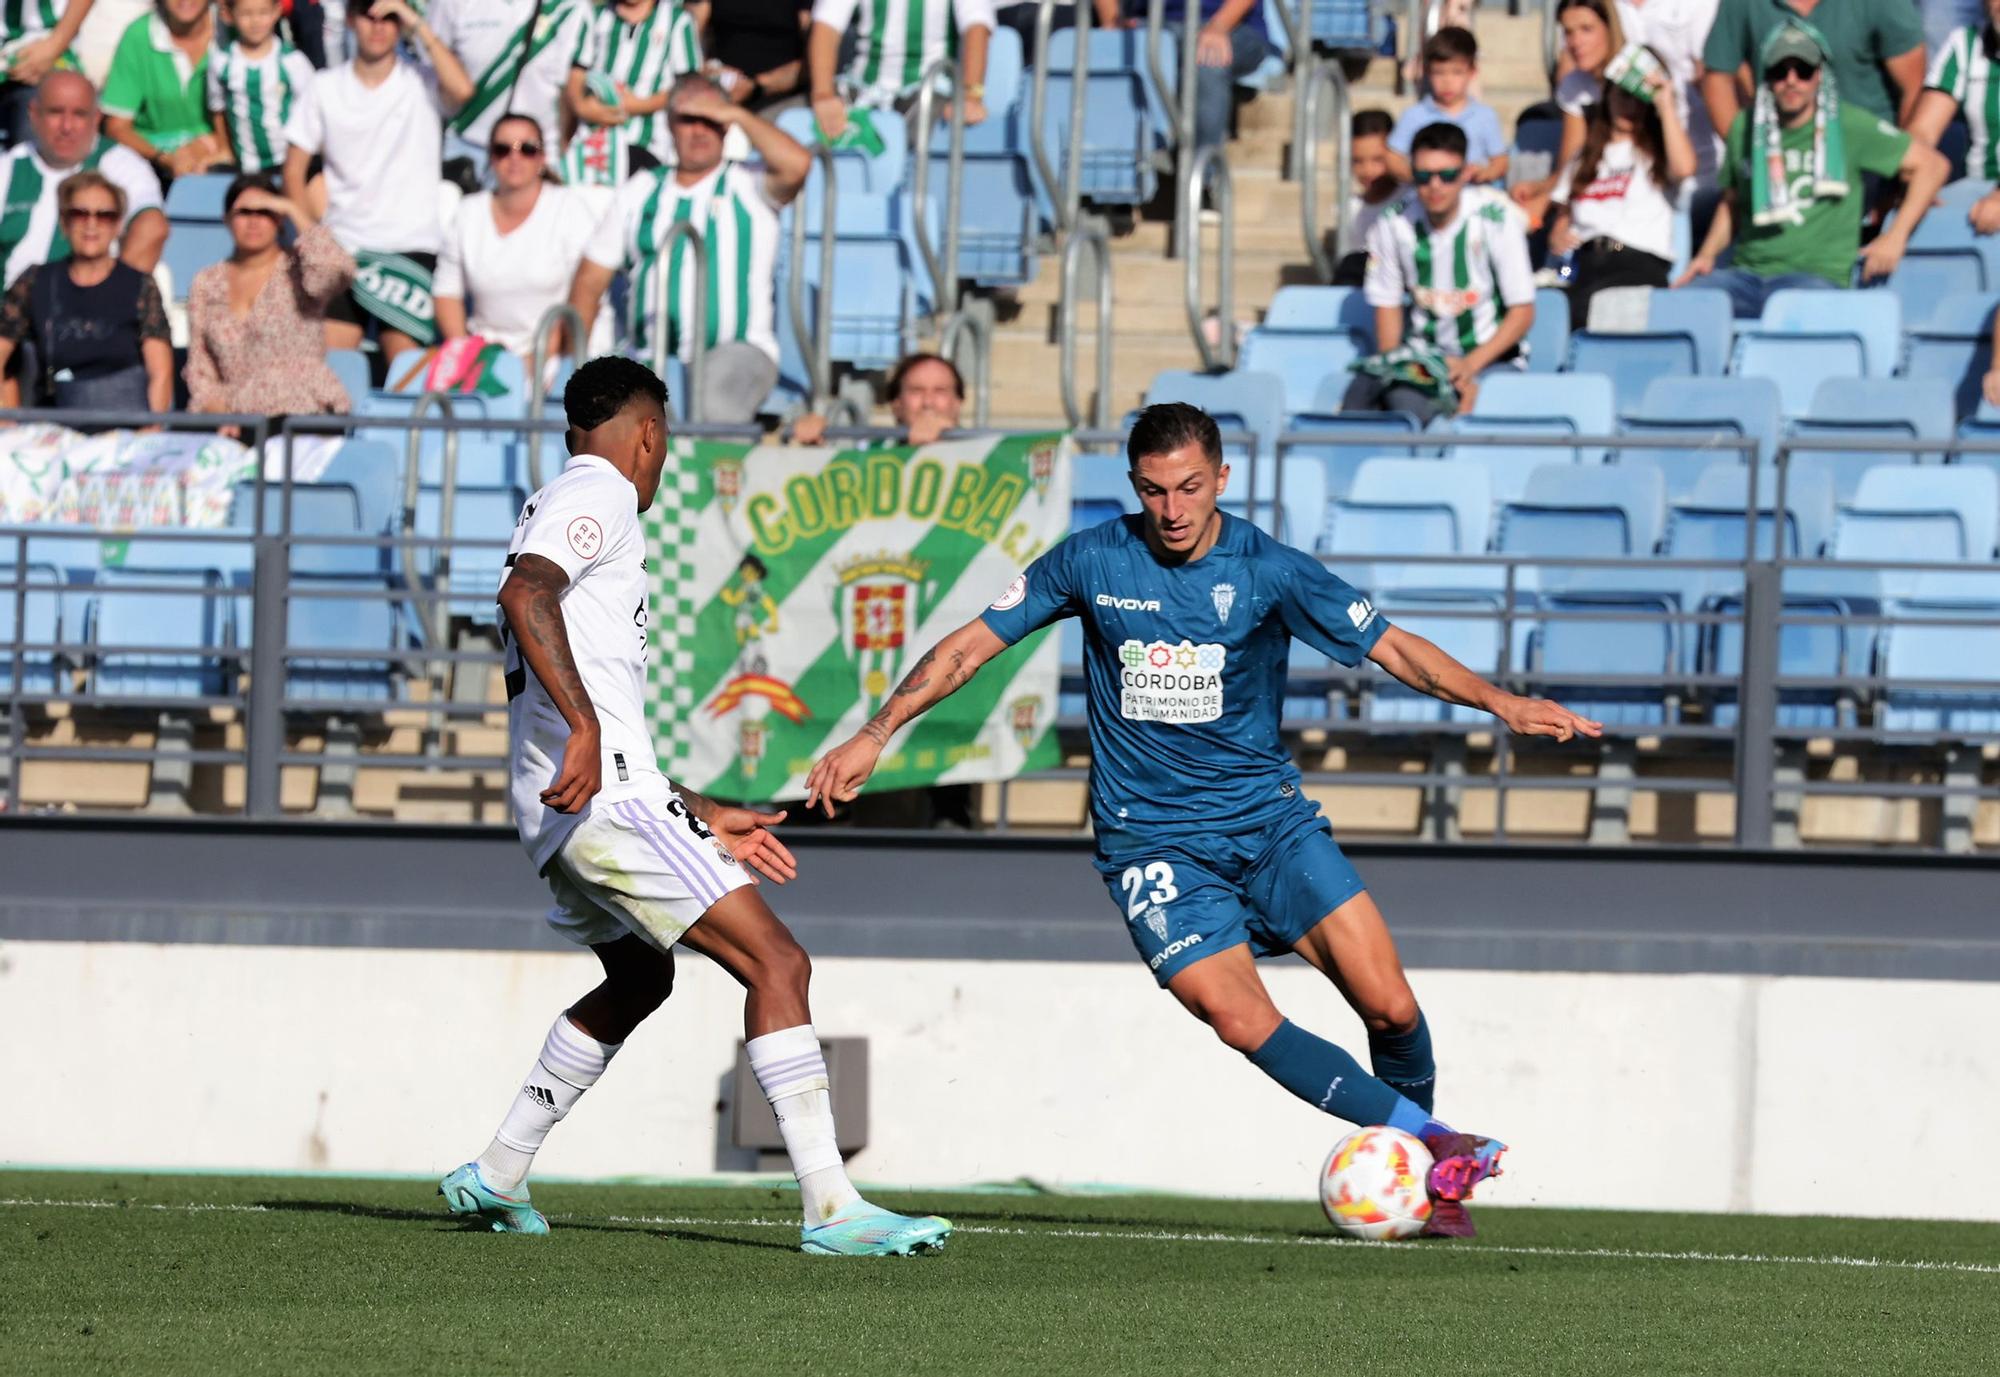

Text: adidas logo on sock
xmin=524 ymin=1085 xmax=558 ymax=1112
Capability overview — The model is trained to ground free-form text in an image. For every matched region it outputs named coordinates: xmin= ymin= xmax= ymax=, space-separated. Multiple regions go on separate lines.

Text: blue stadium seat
xmin=161 ymin=221 xmax=234 ymax=303
xmin=1307 ymin=0 xmax=1375 ymax=48
xmin=1533 ymin=590 xmax=1678 ymax=725
xmin=1524 ymin=286 xmax=1570 ymax=374
xmin=325 ymin=348 xmax=371 ymax=408
xmin=1647 ymin=287 xmax=1734 ymax=376
xmin=777 ymin=106 xmax=908 ymax=198
xmin=1662 ymin=464 xmax=1839 ymax=666
xmin=413 ymin=484 xmax=529 ymax=619
xmin=1143 ymin=369 xmax=1287 ymax=481
xmin=1262 ymin=285 xmax=1376 ymax=334
xmin=1325 ymin=458 xmax=1493 ymax=586
xmin=1497 ymin=462 xmax=1666 ymax=559
xmin=1073 ymin=453 xmax=1138 ymax=517
xmin=925 ymin=140 xmax=1037 ymax=286
xmin=1901 ymin=293 xmax=1996 ymax=421
xmin=315 ymin=440 xmax=403 ymax=538
xmin=1617 ymin=375 xmax=1783 ymax=503
xmin=1832 ymin=465 xmax=2000 ymax=600
xmin=227 ymin=481 xmax=363 ymax=536
xmin=1240 ymin=328 xmax=1361 ymax=418
xmin=1473 ymin=371 xmax=1617 ymax=437
xmin=1221 ymin=456 xmax=1329 ymax=550
xmin=1884 ymin=181 xmax=2000 ymax=331
xmin=164 ymin=173 xmax=233 ymax=223
xmin=286 ymin=578 xmax=403 ymax=706
xmin=780 ymin=189 xmax=920 ymax=370
xmin=1707 ymin=588 xmax=1857 ymax=730
xmin=1365 ymin=592 xmax=1502 ymax=724
xmin=1879 ymin=570 xmax=2000 ymax=734
xmin=1029 ymin=28 xmax=1164 ymax=209
xmin=86 ymin=570 xmax=232 ymax=699
xmin=1732 ymin=289 xmax=1902 ymax=418
xmin=1786 ymin=376 xmax=1956 ymax=504
xmin=0 ymin=562 xmax=64 ymax=695
xmin=1565 ymin=331 xmax=1695 ymax=420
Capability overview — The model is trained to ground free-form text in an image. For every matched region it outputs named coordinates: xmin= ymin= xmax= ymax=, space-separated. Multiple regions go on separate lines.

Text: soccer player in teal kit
xmin=806 ymin=403 xmax=1602 ymax=1235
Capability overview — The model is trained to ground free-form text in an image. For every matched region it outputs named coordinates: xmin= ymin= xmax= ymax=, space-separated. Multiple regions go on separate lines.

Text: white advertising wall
xmin=2 ymin=940 xmax=1995 ymax=1220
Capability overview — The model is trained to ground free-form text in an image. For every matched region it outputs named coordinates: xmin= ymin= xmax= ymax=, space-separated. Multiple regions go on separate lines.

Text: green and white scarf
xmin=1350 ymin=342 xmax=1459 ymax=416
xmin=448 ymin=0 xmax=586 ymax=137
xmin=351 ymin=249 xmax=439 ymax=344
xmin=1750 ymin=21 xmax=1848 ymax=229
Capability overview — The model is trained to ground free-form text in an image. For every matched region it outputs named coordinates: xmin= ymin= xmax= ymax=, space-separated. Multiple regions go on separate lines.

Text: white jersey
xmin=1362 ymin=185 xmax=1537 ymax=360
xmin=582 ymin=160 xmax=781 ymax=367
xmin=503 ymin=453 xmax=661 ymax=870
xmin=207 ymin=40 xmax=317 ymax=175
xmin=1 ymin=0 xmax=69 ymax=42
xmin=1928 ymin=24 xmax=2000 ymax=181
xmin=428 ymin=0 xmax=594 ymax=151
xmin=435 ymin=183 xmax=612 ymax=356
xmin=284 ymin=58 xmax=444 ymax=255
xmin=0 ymin=139 xmax=162 ymax=289
xmin=572 ymin=0 xmax=701 ymax=162
xmin=812 ymin=0 xmax=996 ymax=104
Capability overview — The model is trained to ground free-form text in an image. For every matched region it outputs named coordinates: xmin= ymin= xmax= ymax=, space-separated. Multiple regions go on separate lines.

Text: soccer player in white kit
xmin=439 ymin=357 xmax=952 ymax=1257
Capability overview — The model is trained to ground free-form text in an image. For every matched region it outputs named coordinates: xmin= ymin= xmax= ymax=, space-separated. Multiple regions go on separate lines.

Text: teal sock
xmin=1247 ymin=1019 xmax=1431 ymax=1136
xmin=1368 ymin=1009 xmax=1436 ymax=1114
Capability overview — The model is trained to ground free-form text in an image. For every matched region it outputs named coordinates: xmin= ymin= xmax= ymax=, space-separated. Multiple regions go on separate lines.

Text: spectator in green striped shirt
xmin=807 ymin=0 xmax=992 ymax=141
xmin=103 ymin=0 xmax=231 ymax=181
xmin=205 ymin=0 xmax=316 ymax=175
xmin=0 ymin=0 xmax=93 ymax=148
xmin=1908 ymin=0 xmax=2000 ymax=235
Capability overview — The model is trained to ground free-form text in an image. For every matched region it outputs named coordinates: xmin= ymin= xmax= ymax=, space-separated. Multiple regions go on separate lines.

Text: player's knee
xmin=1201 ymin=1003 xmax=1279 ymax=1055
xmin=1362 ymin=992 xmax=1420 ymax=1036
xmin=756 ymin=935 xmax=812 ymax=999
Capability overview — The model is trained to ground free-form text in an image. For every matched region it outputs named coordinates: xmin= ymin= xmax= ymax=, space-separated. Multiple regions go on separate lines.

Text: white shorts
xmin=544 ymin=782 xmax=754 ymax=953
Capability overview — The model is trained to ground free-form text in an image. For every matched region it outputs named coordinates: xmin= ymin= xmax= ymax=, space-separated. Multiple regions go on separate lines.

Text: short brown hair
xmin=886 ymin=351 xmax=965 ymax=401
xmin=1423 ymin=26 xmax=1478 ymax=67
xmin=56 ymin=170 xmax=125 ymax=223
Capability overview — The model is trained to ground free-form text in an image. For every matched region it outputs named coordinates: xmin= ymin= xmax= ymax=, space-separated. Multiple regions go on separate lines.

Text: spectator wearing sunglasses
xmin=0 ymin=171 xmax=173 ymax=414
xmin=570 ymin=73 xmax=810 ymax=423
xmin=1678 ymin=21 xmax=1947 ymax=319
xmin=1339 ymin=121 xmax=1535 ymax=421
xmin=184 ymin=171 xmax=357 ymax=419
xmin=435 ymin=113 xmax=611 ymax=362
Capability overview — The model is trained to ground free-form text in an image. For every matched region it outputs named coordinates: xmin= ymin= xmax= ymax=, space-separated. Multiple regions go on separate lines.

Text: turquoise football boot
xmin=438 ymin=1163 xmax=550 ymax=1236
xmin=799 ymin=1201 xmax=953 ymax=1257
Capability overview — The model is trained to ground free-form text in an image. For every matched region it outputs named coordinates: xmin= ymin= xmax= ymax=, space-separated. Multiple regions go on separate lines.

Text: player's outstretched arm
xmin=498 ymin=554 xmax=603 ymax=813
xmin=672 ymin=784 xmax=798 ymax=885
xmin=1367 ymin=624 xmax=1603 ymax=743
xmin=804 ymin=617 xmax=1009 ymax=816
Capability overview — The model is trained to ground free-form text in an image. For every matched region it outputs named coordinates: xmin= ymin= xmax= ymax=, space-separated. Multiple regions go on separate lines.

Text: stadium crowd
xmin=0 ymin=0 xmax=1992 ymax=427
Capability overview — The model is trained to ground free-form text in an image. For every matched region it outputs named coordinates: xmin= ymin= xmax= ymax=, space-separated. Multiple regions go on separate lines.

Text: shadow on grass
xmin=933 ymin=1207 xmax=1299 ymax=1235
xmin=253 ymin=1199 xmax=798 ymax=1251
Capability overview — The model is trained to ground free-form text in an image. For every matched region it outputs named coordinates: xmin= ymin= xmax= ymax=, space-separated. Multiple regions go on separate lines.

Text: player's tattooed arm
xmin=859 ymin=640 xmax=973 ymax=745
xmin=672 ymin=783 xmax=719 ymax=823
xmin=1367 ymin=625 xmax=1605 ymax=744
xmin=499 ymin=553 xmax=603 ymax=813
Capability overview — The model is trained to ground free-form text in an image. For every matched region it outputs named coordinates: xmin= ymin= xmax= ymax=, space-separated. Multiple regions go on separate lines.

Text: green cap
xmin=1762 ymin=23 xmax=1826 ymax=74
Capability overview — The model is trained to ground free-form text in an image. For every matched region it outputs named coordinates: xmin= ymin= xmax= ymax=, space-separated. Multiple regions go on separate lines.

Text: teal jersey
xmin=981 ymin=513 xmax=1387 ymax=855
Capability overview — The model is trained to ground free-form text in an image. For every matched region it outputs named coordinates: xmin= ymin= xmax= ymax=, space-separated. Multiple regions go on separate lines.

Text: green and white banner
xmin=643 ymin=433 xmax=1072 ymax=801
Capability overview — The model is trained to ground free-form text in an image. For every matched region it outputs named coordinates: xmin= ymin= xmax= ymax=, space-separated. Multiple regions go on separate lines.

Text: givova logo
xmin=1148 ymin=933 xmax=1203 ymax=972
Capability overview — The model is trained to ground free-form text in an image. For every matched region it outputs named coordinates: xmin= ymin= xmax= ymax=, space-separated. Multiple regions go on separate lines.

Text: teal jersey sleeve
xmin=980 ymin=539 xmax=1080 ymax=645
xmin=1274 ymin=545 xmax=1390 ymax=667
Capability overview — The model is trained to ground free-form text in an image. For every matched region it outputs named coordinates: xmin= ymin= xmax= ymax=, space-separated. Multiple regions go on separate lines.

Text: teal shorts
xmin=1094 ymin=805 xmax=1367 ymax=987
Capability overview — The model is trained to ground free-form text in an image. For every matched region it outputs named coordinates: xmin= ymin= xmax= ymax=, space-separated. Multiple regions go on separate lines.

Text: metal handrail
xmin=1298 ymin=57 xmax=1353 ymax=281
xmin=525 ymin=303 xmax=584 ymax=490
xmin=1542 ymin=0 xmax=1563 ymax=88
xmin=910 ymin=55 xmax=966 ymax=322
xmin=1058 ymin=222 xmax=1114 ymax=429
xmin=1026 ymin=0 xmax=1090 ymax=236
xmin=1143 ymin=0 xmax=1177 ymax=151
xmin=1170 ymin=0 xmax=1199 ymax=260
xmin=1183 ymin=146 xmax=1235 ymax=372
xmin=938 ymin=308 xmax=993 ymax=427
xmin=786 ymin=143 xmax=837 ymax=410
xmin=399 ymin=390 xmax=459 ymax=653
xmin=1279 ymin=0 xmax=1310 ymax=180
xmin=651 ymin=219 xmax=709 ymax=422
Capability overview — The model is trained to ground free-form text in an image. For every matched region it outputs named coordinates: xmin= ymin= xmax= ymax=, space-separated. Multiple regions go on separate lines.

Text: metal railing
xmin=651 ymin=219 xmax=708 ymax=422
xmin=1183 ymin=145 xmax=1236 ymax=370
xmin=524 ymin=303 xmax=585 ymax=490
xmin=1058 ymin=221 xmax=1114 ymax=429
xmin=1297 ymin=56 xmax=1354 ymax=281
xmin=1169 ymin=0 xmax=1201 ymax=260
xmin=6 ymin=412 xmax=2000 ymax=852
xmin=787 ymin=142 xmax=839 ymax=412
xmin=938 ymin=305 xmax=994 ymax=427
xmin=1542 ymin=0 xmax=1564 ymax=88
xmin=909 ymin=55 xmax=967 ymax=323
xmin=1027 ymin=0 xmax=1092 ymax=238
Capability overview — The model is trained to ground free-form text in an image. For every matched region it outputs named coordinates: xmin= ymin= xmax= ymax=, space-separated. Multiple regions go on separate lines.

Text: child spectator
xmin=1387 ymin=27 xmax=1507 ymax=185
xmin=207 ymin=0 xmax=317 ymax=174
xmin=1337 ymin=108 xmax=1397 ymax=285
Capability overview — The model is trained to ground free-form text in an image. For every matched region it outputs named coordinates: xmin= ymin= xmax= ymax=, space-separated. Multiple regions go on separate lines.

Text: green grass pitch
xmin=2 ymin=1170 xmax=1995 ymax=1375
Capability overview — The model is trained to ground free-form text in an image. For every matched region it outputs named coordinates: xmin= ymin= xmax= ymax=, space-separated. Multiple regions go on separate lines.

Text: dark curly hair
xmin=564 ymin=356 xmax=669 ymax=432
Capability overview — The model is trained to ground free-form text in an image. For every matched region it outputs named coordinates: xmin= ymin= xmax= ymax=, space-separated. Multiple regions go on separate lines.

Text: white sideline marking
xmin=5 ymin=1199 xmax=1996 ymax=1276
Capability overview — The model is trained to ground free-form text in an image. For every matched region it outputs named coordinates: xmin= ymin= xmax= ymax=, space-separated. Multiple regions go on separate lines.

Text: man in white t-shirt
xmin=0 ymin=69 xmax=165 ymax=288
xmin=1343 ymin=121 xmax=1535 ymax=421
xmin=438 ymin=354 xmax=954 ymax=1258
xmin=426 ymin=0 xmax=594 ymax=174
xmin=282 ymin=0 xmax=472 ymax=364
xmin=569 ymin=73 xmax=809 ymax=423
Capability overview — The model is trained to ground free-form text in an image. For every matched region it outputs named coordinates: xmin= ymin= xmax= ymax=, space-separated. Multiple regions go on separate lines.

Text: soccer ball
xmin=1320 ymin=1126 xmax=1434 ymax=1240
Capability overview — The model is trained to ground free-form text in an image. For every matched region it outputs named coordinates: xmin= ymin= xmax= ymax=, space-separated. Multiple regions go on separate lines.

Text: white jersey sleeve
xmin=811 ymin=0 xmax=863 ymax=33
xmin=100 ymin=145 xmax=164 ymax=222
xmin=515 ymin=469 xmax=628 ymax=586
xmin=581 ymin=175 xmax=642 ymax=270
xmin=1486 ymin=203 xmax=1537 ymax=310
xmin=1360 ymin=209 xmax=1406 ymax=311
xmin=285 ymin=69 xmax=326 ymax=154
xmin=952 ymin=0 xmax=998 ymax=32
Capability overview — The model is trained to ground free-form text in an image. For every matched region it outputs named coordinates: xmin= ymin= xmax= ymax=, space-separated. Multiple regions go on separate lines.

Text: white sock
xmin=475 ymin=1014 xmax=621 ymax=1192
xmin=746 ymin=1024 xmax=860 ymax=1225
